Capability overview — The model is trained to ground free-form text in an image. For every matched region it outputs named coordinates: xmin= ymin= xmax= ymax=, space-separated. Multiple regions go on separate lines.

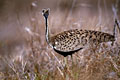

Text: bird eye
xmin=42 ymin=9 xmax=45 ymax=13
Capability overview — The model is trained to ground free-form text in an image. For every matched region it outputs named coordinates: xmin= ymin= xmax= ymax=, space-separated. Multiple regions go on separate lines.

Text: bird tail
xmin=112 ymin=4 xmax=120 ymax=39
xmin=111 ymin=19 xmax=120 ymax=46
xmin=113 ymin=18 xmax=120 ymax=38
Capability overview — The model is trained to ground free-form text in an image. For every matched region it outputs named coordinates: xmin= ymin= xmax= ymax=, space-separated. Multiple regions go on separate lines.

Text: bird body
xmin=49 ymin=29 xmax=115 ymax=57
xmin=42 ymin=9 xmax=115 ymax=57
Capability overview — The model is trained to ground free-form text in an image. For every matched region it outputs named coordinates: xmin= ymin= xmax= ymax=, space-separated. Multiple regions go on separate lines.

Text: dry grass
xmin=0 ymin=0 xmax=120 ymax=80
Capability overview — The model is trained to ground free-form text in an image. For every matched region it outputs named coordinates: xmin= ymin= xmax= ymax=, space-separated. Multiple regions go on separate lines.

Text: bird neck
xmin=45 ymin=17 xmax=51 ymax=44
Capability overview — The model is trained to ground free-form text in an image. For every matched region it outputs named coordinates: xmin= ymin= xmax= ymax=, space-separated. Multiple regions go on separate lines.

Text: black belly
xmin=53 ymin=48 xmax=83 ymax=57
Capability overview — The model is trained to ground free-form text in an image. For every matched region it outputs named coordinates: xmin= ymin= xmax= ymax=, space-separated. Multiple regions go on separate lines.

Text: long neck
xmin=45 ymin=17 xmax=50 ymax=44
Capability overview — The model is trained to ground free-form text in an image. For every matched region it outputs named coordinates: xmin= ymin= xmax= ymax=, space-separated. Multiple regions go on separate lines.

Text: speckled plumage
xmin=42 ymin=9 xmax=115 ymax=57
xmin=50 ymin=29 xmax=115 ymax=52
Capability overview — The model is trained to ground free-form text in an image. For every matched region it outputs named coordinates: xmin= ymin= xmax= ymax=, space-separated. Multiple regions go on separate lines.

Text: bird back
xmin=50 ymin=29 xmax=115 ymax=52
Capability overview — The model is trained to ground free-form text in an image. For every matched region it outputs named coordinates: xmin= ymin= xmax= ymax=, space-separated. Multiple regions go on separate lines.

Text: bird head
xmin=42 ymin=8 xmax=50 ymax=19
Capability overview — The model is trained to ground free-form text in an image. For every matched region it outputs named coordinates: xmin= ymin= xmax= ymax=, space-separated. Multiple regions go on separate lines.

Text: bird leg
xmin=64 ymin=57 xmax=67 ymax=67
xmin=70 ymin=54 xmax=74 ymax=66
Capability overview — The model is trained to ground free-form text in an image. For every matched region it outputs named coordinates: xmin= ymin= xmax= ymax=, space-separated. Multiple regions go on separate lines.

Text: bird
xmin=42 ymin=8 xmax=116 ymax=57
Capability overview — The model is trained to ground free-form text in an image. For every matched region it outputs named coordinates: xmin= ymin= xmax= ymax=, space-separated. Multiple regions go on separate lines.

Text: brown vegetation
xmin=0 ymin=0 xmax=120 ymax=80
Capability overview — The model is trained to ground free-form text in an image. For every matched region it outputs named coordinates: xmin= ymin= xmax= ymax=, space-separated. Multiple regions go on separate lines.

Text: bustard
xmin=42 ymin=8 xmax=117 ymax=57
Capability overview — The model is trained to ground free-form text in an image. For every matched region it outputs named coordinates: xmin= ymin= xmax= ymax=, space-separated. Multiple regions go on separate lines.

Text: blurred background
xmin=0 ymin=0 xmax=119 ymax=57
xmin=0 ymin=0 xmax=120 ymax=79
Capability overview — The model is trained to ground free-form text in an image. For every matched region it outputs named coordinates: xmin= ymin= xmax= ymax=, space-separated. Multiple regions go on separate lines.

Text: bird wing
xmin=50 ymin=29 xmax=86 ymax=52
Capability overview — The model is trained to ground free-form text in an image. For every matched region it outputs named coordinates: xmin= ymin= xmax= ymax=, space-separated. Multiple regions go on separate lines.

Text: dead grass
xmin=1 ymin=34 xmax=120 ymax=80
xmin=0 ymin=0 xmax=120 ymax=80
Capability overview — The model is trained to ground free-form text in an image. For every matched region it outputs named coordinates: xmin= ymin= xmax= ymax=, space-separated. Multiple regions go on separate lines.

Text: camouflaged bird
xmin=42 ymin=8 xmax=115 ymax=57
